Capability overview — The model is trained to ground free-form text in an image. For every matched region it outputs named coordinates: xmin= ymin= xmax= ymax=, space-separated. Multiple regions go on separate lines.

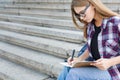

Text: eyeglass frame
xmin=73 ymin=3 xmax=90 ymax=20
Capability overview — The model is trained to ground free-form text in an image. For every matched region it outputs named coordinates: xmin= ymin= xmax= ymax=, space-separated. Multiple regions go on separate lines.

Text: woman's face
xmin=74 ymin=4 xmax=95 ymax=23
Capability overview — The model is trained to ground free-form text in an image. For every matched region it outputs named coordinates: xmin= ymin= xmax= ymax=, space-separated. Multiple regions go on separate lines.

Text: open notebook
xmin=60 ymin=61 xmax=94 ymax=68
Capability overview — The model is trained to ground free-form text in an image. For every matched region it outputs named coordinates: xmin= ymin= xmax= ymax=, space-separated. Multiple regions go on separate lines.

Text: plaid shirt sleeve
xmin=118 ymin=22 xmax=120 ymax=41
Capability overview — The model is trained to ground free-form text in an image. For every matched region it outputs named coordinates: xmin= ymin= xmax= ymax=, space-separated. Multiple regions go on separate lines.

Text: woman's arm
xmin=109 ymin=56 xmax=120 ymax=66
xmin=78 ymin=49 xmax=89 ymax=61
xmin=91 ymin=56 xmax=120 ymax=70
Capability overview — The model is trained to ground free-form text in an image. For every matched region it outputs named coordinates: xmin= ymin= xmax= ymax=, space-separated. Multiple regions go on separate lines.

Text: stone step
xmin=0 ymin=9 xmax=71 ymax=20
xmin=0 ymin=57 xmax=49 ymax=80
xmin=105 ymin=4 xmax=120 ymax=12
xmin=0 ymin=72 xmax=14 ymax=80
xmin=0 ymin=21 xmax=84 ymax=43
xmin=0 ymin=14 xmax=80 ymax=30
xmin=0 ymin=7 xmax=119 ymax=21
xmin=102 ymin=0 xmax=120 ymax=4
xmin=0 ymin=29 xmax=83 ymax=58
xmin=0 ymin=41 xmax=64 ymax=78
xmin=0 ymin=0 xmax=71 ymax=4
xmin=0 ymin=1 xmax=119 ymax=12
xmin=0 ymin=0 xmax=120 ymax=4
xmin=0 ymin=7 xmax=119 ymax=18
xmin=0 ymin=3 xmax=70 ymax=11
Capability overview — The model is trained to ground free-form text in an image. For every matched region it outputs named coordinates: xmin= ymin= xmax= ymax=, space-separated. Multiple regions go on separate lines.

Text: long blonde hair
xmin=71 ymin=0 xmax=119 ymax=38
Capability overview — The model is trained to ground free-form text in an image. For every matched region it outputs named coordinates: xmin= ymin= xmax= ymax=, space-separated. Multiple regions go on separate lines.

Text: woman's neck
xmin=94 ymin=12 xmax=103 ymax=27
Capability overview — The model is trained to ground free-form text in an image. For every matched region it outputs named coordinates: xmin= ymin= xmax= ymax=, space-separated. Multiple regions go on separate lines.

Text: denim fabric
xmin=57 ymin=66 xmax=112 ymax=80
xmin=57 ymin=66 xmax=71 ymax=80
xmin=66 ymin=67 xmax=112 ymax=80
xmin=77 ymin=43 xmax=87 ymax=57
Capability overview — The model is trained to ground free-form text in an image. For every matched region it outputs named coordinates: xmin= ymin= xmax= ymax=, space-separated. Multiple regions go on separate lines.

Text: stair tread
xmin=0 ymin=72 xmax=14 ymax=80
xmin=0 ymin=9 xmax=71 ymax=19
xmin=0 ymin=29 xmax=82 ymax=50
xmin=0 ymin=14 xmax=75 ymax=27
xmin=0 ymin=21 xmax=84 ymax=43
xmin=0 ymin=58 xmax=49 ymax=80
xmin=0 ymin=41 xmax=64 ymax=77
xmin=0 ymin=0 xmax=72 ymax=3
xmin=0 ymin=41 xmax=63 ymax=64
xmin=0 ymin=0 xmax=120 ymax=3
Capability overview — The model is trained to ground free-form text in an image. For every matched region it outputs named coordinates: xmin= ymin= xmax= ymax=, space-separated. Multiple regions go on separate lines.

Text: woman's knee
xmin=57 ymin=67 xmax=71 ymax=80
xmin=66 ymin=68 xmax=79 ymax=80
xmin=67 ymin=68 xmax=87 ymax=77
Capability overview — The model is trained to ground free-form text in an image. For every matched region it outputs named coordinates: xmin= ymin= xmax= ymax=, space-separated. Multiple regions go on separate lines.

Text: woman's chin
xmin=86 ymin=19 xmax=92 ymax=23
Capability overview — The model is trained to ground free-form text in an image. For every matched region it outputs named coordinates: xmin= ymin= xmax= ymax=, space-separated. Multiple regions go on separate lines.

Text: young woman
xmin=57 ymin=0 xmax=120 ymax=80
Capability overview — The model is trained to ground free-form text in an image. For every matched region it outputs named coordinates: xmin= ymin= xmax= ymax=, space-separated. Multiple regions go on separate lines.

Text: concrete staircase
xmin=0 ymin=0 xmax=119 ymax=80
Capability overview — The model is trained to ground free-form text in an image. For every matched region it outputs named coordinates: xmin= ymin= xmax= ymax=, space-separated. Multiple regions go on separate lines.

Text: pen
xmin=71 ymin=49 xmax=75 ymax=61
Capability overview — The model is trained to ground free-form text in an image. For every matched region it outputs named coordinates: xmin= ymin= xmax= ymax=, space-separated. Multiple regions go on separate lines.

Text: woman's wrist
xmin=109 ymin=56 xmax=120 ymax=66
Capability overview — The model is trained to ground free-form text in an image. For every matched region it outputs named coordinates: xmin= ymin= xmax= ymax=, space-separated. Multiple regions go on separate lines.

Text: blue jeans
xmin=65 ymin=67 xmax=111 ymax=80
xmin=57 ymin=44 xmax=112 ymax=80
xmin=57 ymin=67 xmax=111 ymax=80
xmin=57 ymin=66 xmax=71 ymax=80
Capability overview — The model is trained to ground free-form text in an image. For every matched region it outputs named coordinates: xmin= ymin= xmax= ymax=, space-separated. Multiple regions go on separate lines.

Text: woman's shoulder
xmin=102 ymin=16 xmax=120 ymax=30
xmin=104 ymin=16 xmax=120 ymax=27
xmin=108 ymin=16 xmax=120 ymax=22
xmin=108 ymin=16 xmax=120 ymax=31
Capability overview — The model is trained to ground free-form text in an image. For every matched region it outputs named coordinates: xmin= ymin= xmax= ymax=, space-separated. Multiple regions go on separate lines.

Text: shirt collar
xmin=101 ymin=18 xmax=108 ymax=29
xmin=89 ymin=18 xmax=109 ymax=31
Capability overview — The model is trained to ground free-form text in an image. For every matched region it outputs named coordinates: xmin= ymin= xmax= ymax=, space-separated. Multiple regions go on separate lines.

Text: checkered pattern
xmin=87 ymin=16 xmax=120 ymax=80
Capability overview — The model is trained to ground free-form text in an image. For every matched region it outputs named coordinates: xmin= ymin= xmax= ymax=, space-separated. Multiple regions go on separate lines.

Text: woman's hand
xmin=90 ymin=58 xmax=112 ymax=70
xmin=67 ymin=57 xmax=80 ymax=65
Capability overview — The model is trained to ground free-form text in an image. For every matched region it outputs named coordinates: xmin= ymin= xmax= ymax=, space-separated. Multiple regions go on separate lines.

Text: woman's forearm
xmin=78 ymin=49 xmax=89 ymax=61
xmin=110 ymin=56 xmax=120 ymax=66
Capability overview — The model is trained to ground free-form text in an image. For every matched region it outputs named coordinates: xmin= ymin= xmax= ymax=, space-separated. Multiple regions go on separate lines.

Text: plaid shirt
xmin=87 ymin=16 xmax=120 ymax=80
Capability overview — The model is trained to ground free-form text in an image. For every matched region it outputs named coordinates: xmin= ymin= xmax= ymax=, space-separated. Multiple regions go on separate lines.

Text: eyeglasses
xmin=74 ymin=3 xmax=90 ymax=20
